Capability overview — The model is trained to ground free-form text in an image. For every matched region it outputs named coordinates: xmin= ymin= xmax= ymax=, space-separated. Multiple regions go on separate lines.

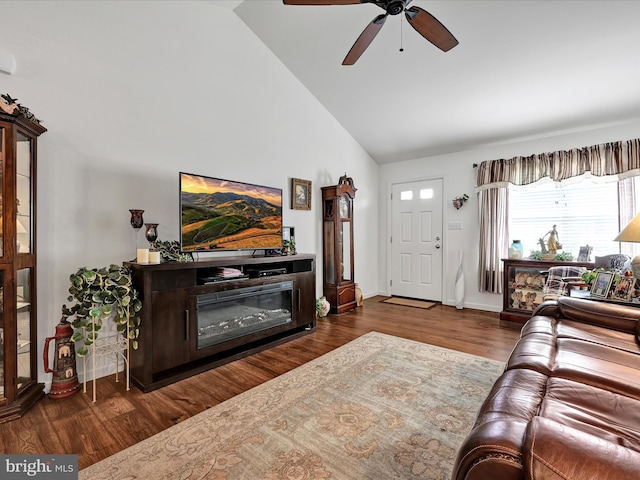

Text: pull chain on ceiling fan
xmin=282 ymin=0 xmax=458 ymax=65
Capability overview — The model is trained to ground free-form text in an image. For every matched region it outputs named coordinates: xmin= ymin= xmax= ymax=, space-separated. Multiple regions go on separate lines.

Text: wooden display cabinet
xmin=501 ymin=258 xmax=593 ymax=323
xmin=0 ymin=107 xmax=46 ymax=422
xmin=322 ymin=175 xmax=357 ymax=314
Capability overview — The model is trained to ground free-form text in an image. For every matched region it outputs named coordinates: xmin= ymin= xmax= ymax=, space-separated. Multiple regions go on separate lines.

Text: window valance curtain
xmin=475 ymin=137 xmax=640 ymax=294
xmin=476 ymin=138 xmax=640 ymax=190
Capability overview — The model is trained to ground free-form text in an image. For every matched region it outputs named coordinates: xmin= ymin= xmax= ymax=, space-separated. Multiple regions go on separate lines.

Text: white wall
xmin=379 ymin=120 xmax=640 ymax=312
xmin=0 ymin=0 xmax=379 ymax=385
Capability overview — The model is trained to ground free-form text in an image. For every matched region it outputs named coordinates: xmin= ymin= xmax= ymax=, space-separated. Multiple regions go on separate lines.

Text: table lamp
xmin=614 ymin=212 xmax=640 ymax=280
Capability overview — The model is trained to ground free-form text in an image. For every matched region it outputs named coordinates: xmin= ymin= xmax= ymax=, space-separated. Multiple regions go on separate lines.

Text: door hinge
xmin=390 ymin=236 xmax=392 ymax=244
xmin=390 ymin=279 xmax=392 ymax=286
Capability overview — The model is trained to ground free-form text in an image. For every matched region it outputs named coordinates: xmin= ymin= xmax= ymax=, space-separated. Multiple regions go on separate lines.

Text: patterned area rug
xmin=80 ymin=332 xmax=505 ymax=480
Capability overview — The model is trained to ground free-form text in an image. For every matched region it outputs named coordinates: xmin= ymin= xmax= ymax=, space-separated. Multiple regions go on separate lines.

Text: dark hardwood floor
xmin=0 ymin=296 xmax=521 ymax=469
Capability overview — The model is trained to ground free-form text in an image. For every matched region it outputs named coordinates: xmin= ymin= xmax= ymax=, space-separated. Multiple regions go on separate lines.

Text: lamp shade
xmin=615 ymin=213 xmax=640 ymax=243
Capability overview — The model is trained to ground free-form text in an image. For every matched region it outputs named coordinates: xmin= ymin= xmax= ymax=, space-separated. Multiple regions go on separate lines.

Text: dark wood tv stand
xmin=124 ymin=254 xmax=316 ymax=392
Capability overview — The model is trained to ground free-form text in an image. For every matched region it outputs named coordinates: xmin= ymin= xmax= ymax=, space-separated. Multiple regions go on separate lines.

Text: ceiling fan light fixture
xmin=386 ymin=1 xmax=405 ymax=16
xmin=283 ymin=0 xmax=458 ymax=64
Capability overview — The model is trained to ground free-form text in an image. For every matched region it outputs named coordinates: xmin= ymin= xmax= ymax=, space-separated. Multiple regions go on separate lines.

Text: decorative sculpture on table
xmin=539 ymin=224 xmax=562 ymax=254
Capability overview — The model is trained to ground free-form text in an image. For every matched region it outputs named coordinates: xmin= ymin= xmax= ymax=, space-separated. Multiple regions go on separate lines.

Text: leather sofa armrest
xmin=557 ymin=297 xmax=640 ymax=333
xmin=531 ymin=300 xmax=560 ymax=318
xmin=524 ymin=417 xmax=640 ymax=480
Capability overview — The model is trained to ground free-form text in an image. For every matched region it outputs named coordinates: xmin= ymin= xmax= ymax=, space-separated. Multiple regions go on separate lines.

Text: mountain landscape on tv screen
xmin=181 ymin=191 xmax=282 ymax=250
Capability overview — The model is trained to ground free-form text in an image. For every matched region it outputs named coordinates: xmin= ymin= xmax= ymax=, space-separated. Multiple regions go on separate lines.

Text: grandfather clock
xmin=322 ymin=174 xmax=356 ymax=314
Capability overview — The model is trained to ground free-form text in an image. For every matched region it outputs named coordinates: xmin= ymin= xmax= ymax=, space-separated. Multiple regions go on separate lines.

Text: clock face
xmin=339 ymin=196 xmax=349 ymax=218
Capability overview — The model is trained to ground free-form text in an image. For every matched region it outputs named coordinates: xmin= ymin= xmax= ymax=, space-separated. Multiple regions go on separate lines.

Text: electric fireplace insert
xmin=195 ymin=281 xmax=293 ymax=350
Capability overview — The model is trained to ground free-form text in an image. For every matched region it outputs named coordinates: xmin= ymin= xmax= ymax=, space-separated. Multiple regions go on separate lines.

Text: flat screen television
xmin=180 ymin=172 xmax=283 ymax=252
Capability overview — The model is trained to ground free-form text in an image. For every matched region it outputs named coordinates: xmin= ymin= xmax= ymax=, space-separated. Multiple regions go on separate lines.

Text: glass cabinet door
xmin=323 ymin=220 xmax=335 ymax=284
xmin=16 ymin=133 xmax=32 ymax=254
xmin=16 ymin=268 xmax=32 ymax=392
xmin=0 ymin=125 xmax=4 ymax=258
xmin=507 ymin=265 xmax=545 ymax=312
xmin=0 ymin=272 xmax=4 ymax=400
xmin=341 ymin=221 xmax=351 ymax=281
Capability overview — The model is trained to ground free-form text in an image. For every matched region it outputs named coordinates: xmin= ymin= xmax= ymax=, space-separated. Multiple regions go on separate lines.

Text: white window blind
xmin=508 ymin=177 xmax=640 ymax=259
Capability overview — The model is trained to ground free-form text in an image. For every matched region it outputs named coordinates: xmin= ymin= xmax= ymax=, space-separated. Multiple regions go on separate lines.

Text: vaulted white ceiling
xmin=230 ymin=1 xmax=640 ymax=164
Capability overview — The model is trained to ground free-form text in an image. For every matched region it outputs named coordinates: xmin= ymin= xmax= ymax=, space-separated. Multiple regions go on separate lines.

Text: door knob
xmin=435 ymin=244 xmax=441 ymax=249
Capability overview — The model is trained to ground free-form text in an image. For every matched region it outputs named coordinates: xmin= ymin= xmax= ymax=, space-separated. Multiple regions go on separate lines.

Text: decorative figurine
xmin=540 ymin=224 xmax=562 ymax=254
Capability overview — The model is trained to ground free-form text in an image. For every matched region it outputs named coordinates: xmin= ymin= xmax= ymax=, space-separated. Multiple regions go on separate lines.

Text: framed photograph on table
xmin=291 ymin=178 xmax=312 ymax=210
xmin=577 ymin=245 xmax=593 ymax=262
xmin=611 ymin=276 xmax=635 ymax=302
xmin=591 ymin=271 xmax=614 ymax=298
xmin=282 ymin=226 xmax=295 ymax=243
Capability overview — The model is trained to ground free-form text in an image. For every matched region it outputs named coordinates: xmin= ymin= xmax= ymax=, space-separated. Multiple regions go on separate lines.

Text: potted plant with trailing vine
xmin=62 ymin=264 xmax=142 ymax=356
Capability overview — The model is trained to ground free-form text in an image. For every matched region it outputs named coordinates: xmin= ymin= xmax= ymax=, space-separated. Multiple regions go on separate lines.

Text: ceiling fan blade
xmin=342 ymin=13 xmax=387 ymax=66
xmin=404 ymin=6 xmax=458 ymax=52
xmin=283 ymin=1 xmax=363 ymax=5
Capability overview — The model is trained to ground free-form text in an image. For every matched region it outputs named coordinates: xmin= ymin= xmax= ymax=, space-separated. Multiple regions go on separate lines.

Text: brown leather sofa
xmin=452 ymin=296 xmax=640 ymax=480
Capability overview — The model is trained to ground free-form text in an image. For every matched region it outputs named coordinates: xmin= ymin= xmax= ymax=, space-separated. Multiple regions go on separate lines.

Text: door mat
xmin=381 ymin=297 xmax=437 ymax=309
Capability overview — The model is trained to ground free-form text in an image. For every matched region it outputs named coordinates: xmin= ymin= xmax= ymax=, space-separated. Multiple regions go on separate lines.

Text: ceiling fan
xmin=282 ymin=0 xmax=458 ymax=65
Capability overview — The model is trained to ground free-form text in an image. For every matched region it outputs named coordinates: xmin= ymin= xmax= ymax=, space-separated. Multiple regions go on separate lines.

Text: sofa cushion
xmin=524 ymin=417 xmax=640 ymax=480
xmin=506 ymin=332 xmax=556 ymax=375
xmin=522 ymin=314 xmax=639 ymax=355
xmin=508 ymin=334 xmax=640 ymax=399
xmin=538 ymin=377 xmax=640 ymax=450
xmin=557 ymin=318 xmax=640 ymax=354
xmin=557 ymin=296 xmax=640 ymax=333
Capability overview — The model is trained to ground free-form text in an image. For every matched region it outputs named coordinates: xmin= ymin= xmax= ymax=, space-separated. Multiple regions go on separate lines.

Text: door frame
xmin=385 ymin=176 xmax=446 ymax=300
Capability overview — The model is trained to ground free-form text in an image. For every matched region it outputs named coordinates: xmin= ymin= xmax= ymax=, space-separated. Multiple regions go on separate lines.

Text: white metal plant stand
xmin=82 ymin=321 xmax=130 ymax=402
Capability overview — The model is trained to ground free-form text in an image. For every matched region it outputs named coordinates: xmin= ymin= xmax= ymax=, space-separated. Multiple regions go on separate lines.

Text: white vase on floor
xmin=455 ymin=250 xmax=464 ymax=309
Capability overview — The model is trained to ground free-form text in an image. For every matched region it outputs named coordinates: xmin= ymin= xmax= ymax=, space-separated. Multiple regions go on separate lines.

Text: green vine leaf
xmin=71 ymin=332 xmax=84 ymax=342
xmin=64 ymin=265 xmax=143 ymax=352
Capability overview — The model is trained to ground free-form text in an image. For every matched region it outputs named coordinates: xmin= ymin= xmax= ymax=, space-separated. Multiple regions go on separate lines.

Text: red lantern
xmin=43 ymin=316 xmax=81 ymax=399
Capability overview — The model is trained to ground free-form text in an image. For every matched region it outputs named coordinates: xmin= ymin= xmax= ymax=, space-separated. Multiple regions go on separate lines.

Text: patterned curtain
xmin=478 ymin=188 xmax=509 ymax=293
xmin=618 ymin=177 xmax=637 ymax=257
xmin=476 ymin=138 xmax=640 ymax=191
xmin=475 ymin=138 xmax=640 ymax=293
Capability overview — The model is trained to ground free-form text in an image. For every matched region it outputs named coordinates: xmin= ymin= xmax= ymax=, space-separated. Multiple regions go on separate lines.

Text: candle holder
xmin=145 ymin=223 xmax=159 ymax=245
xmin=129 ymin=209 xmax=144 ymax=259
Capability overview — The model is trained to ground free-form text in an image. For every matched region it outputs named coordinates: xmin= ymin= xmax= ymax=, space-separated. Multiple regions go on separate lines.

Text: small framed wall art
xmin=590 ymin=271 xmax=614 ymax=298
xmin=291 ymin=178 xmax=312 ymax=210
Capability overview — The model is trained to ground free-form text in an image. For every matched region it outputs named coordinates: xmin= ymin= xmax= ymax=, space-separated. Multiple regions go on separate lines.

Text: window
xmin=419 ymin=189 xmax=434 ymax=199
xmin=508 ymin=177 xmax=640 ymax=259
xmin=400 ymin=190 xmax=413 ymax=201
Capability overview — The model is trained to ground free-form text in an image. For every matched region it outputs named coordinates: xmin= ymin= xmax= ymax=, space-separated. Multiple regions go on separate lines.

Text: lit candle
xmin=137 ymin=248 xmax=149 ymax=263
xmin=148 ymin=251 xmax=161 ymax=264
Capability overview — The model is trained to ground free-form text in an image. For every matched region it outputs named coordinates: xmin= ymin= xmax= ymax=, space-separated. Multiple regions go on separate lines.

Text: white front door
xmin=390 ymin=179 xmax=443 ymax=301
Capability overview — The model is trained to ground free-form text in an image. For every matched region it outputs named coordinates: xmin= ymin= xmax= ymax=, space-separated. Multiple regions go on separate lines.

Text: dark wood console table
xmin=124 ymin=254 xmax=316 ymax=392
xmin=501 ymin=258 xmax=594 ymax=323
